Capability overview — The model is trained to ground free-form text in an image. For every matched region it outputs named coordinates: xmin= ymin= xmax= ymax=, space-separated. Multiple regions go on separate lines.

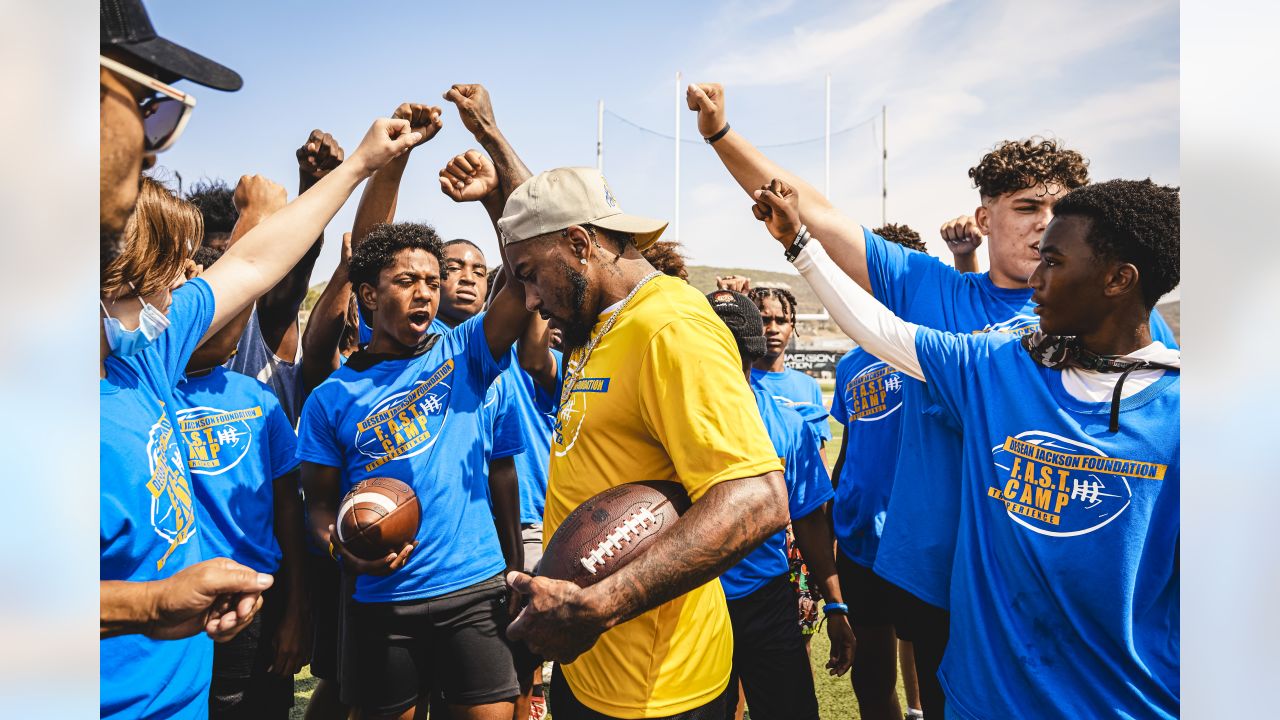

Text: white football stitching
xmin=580 ymin=506 xmax=659 ymax=575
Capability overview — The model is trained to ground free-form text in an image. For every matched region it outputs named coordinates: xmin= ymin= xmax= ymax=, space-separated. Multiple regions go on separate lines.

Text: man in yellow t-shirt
xmin=499 ymin=167 xmax=788 ymax=720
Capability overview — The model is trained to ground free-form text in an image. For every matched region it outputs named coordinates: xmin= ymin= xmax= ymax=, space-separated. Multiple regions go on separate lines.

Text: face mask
xmin=101 ymin=287 xmax=170 ymax=358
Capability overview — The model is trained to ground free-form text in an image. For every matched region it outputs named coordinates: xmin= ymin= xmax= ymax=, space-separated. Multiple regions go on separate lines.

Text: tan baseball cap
xmin=497 ymin=167 xmax=668 ymax=251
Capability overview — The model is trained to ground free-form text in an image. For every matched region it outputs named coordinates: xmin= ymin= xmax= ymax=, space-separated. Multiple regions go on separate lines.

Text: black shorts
xmin=886 ymin=580 xmax=949 ymax=644
xmin=724 ymin=573 xmax=819 ymax=720
xmin=551 ymin=668 xmax=736 ymax=720
xmin=342 ymin=575 xmax=520 ymax=715
xmin=836 ymin=551 xmax=898 ymax=628
xmin=209 ymin=586 xmax=294 ymax=719
xmin=307 ymin=552 xmax=350 ymax=681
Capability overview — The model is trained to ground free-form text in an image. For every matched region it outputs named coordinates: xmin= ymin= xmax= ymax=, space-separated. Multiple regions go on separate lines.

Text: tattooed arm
xmin=506 ymin=470 xmax=787 ymax=661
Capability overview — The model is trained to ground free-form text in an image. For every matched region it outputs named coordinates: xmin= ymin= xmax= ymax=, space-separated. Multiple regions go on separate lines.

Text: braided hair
xmin=747 ymin=286 xmax=798 ymax=327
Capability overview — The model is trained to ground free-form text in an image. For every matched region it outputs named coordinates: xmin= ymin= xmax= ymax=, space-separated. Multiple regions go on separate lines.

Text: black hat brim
xmin=111 ymin=35 xmax=242 ymax=92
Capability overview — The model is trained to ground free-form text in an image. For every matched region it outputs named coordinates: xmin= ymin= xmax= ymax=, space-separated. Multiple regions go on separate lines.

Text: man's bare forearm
xmin=300 ymin=261 xmax=351 ymax=394
xmin=588 ymin=471 xmax=788 ymax=627
xmin=350 ymin=155 xmax=408 ymax=249
xmin=476 ymin=130 xmax=532 ymax=221
xmin=101 ymin=580 xmax=158 ymax=638
xmin=711 ymin=130 xmax=872 ymax=293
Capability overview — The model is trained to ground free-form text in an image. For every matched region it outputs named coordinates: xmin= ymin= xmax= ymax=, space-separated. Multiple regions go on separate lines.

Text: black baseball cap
xmin=706 ymin=290 xmax=767 ymax=362
xmin=101 ymin=0 xmax=242 ymax=91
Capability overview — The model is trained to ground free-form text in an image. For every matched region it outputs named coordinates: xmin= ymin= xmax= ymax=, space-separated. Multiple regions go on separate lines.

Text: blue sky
xmin=152 ymin=0 xmax=1178 ymax=285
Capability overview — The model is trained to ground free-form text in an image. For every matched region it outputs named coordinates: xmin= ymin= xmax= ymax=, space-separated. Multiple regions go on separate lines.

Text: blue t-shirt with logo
xmin=721 ymin=382 xmax=833 ymax=601
xmin=175 ymin=367 xmax=300 ymax=574
xmin=750 ymin=367 xmax=832 ymax=443
xmin=101 ymin=278 xmax=216 ymax=720
xmin=296 ymin=314 xmax=510 ymax=602
xmin=830 ymin=348 xmax=906 ymax=568
xmin=913 ymin=327 xmax=1179 ymax=720
xmin=864 ymin=229 xmax=1179 ymax=609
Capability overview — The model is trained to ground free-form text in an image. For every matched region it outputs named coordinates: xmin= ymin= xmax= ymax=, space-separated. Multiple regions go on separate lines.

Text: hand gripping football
xmin=540 ymin=481 xmax=691 ymax=587
xmin=336 ymin=477 xmax=420 ymax=561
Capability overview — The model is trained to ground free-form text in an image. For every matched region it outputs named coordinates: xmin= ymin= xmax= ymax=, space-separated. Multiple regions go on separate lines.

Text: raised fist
xmin=940 ymin=215 xmax=984 ymax=256
xmin=347 ymin=117 xmax=424 ymax=176
xmin=296 ymin=129 xmax=345 ymax=180
xmin=751 ymin=178 xmax=803 ymax=246
xmin=686 ymin=83 xmax=726 ymax=138
xmin=715 ymin=274 xmax=751 ymax=293
xmin=438 ymin=149 xmax=499 ymax=203
xmin=443 ymin=84 xmax=498 ymax=140
xmin=232 ymin=174 xmax=287 ymax=215
xmin=390 ymin=103 xmax=443 ymax=149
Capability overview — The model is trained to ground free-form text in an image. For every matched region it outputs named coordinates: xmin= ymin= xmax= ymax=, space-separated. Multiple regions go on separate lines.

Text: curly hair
xmin=102 ymin=176 xmax=200 ymax=297
xmin=642 ymin=241 xmax=689 ymax=282
xmin=1049 ymin=179 xmax=1179 ymax=308
xmin=871 ymin=223 xmax=927 ymax=253
xmin=349 ymin=222 xmax=446 ymax=292
xmin=185 ymin=178 xmax=239 ymax=241
xmin=748 ymin=286 xmax=797 ymax=326
xmin=968 ymin=137 xmax=1090 ymax=199
xmin=191 ymin=245 xmax=223 ymax=269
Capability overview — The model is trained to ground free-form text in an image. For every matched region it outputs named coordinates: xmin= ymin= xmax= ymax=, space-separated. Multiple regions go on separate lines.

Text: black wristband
xmin=704 ymin=122 xmax=731 ymax=144
xmin=784 ymin=225 xmax=810 ymax=263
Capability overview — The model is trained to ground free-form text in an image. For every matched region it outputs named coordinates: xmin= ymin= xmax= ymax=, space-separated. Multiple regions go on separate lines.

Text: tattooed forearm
xmin=588 ymin=470 xmax=789 ymax=627
xmin=478 ymin=131 xmax=532 ymax=223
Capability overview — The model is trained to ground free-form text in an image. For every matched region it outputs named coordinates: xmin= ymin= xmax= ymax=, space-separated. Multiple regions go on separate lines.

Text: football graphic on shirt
xmin=540 ymin=481 xmax=691 ymax=587
xmin=988 ymin=430 xmax=1160 ymax=538
xmin=175 ymin=404 xmax=261 ymax=475
xmin=337 ymin=477 xmax=420 ymax=560
xmin=842 ymin=361 xmax=905 ymax=423
xmin=353 ymin=360 xmax=454 ymax=469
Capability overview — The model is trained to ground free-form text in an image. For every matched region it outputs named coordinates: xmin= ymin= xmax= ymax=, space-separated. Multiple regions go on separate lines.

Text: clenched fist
xmin=751 ymin=178 xmax=804 ymax=246
xmin=346 ymin=117 xmax=424 ymax=176
xmin=232 ymin=174 xmax=287 ymax=215
xmin=391 ymin=103 xmax=443 ymax=150
xmin=438 ymin=149 xmax=499 ymax=203
xmin=940 ymin=214 xmax=984 ymax=256
xmin=443 ymin=84 xmax=498 ymax=140
xmin=687 ymin=83 xmax=726 ymax=138
xmin=296 ymin=129 xmax=345 ymax=180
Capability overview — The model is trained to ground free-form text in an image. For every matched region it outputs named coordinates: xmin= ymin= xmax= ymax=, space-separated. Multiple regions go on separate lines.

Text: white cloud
xmin=706 ymin=0 xmax=955 ymax=87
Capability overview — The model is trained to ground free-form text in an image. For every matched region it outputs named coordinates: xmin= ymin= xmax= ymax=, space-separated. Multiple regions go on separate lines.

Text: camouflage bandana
xmin=1021 ymin=331 xmax=1180 ymax=432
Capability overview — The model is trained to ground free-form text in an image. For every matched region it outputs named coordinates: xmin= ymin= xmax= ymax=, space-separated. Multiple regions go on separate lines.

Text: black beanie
xmin=706 ymin=289 xmax=768 ymax=362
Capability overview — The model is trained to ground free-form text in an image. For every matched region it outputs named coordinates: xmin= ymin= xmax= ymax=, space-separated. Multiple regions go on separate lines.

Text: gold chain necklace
xmin=559 ymin=271 xmax=664 ymax=408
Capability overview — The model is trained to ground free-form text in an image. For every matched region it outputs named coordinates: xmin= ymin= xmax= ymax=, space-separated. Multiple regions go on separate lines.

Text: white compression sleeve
xmin=792 ymin=239 xmax=925 ymax=381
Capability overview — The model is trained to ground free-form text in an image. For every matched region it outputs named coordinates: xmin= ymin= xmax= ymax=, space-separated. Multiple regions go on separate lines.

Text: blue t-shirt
xmin=721 ymin=382 xmax=834 ymax=601
xmin=175 ymin=367 xmax=300 ymax=574
xmin=864 ymin=229 xmax=1179 ymax=609
xmin=296 ymin=314 xmax=509 ymax=602
xmin=507 ymin=351 xmax=560 ymax=525
xmin=830 ymin=348 xmax=906 ymax=568
xmin=482 ymin=349 xmax=526 ymax=463
xmin=913 ymin=328 xmax=1179 ymax=720
xmin=101 ymin=278 xmax=216 ymax=720
xmin=750 ymin=367 xmax=832 ymax=442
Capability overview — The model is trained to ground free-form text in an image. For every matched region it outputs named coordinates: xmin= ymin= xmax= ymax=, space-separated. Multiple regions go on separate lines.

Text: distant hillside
xmin=685 ymin=265 xmax=821 ymax=313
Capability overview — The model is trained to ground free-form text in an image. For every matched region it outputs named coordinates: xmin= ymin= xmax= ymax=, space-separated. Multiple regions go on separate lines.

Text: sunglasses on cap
xmin=100 ymin=54 xmax=196 ymax=154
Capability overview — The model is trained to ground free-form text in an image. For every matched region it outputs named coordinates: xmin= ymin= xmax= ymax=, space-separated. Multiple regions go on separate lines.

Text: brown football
xmin=337 ymin=477 xmax=420 ymax=561
xmin=540 ymin=481 xmax=691 ymax=588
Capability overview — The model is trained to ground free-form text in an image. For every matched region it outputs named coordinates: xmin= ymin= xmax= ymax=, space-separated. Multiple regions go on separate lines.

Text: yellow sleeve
xmin=638 ymin=316 xmax=784 ymax=501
